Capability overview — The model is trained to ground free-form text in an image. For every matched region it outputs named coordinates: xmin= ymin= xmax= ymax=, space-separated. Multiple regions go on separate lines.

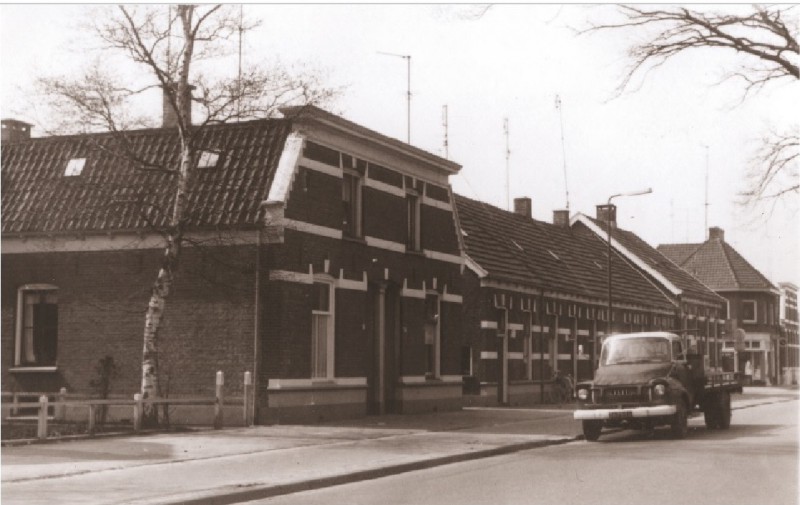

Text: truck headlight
xmin=577 ymin=388 xmax=589 ymax=400
xmin=653 ymin=384 xmax=667 ymax=397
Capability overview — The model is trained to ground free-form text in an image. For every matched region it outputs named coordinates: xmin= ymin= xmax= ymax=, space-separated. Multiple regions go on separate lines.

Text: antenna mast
xmin=377 ymin=51 xmax=412 ymax=143
xmin=555 ymin=94 xmax=570 ymax=211
xmin=442 ymin=105 xmax=449 ymax=159
xmin=504 ymin=117 xmax=511 ymax=211
xmin=704 ymin=145 xmax=710 ymax=239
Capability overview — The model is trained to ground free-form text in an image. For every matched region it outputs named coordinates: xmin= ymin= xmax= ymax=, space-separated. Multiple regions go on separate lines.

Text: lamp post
xmin=606 ymin=188 xmax=653 ymax=333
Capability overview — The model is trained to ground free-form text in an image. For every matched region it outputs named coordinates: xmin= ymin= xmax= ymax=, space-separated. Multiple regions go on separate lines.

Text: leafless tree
xmin=583 ymin=5 xmax=799 ymax=208
xmin=36 ymin=5 xmax=339 ymax=424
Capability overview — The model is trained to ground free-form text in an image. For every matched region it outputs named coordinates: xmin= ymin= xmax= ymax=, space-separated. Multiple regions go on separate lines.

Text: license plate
xmin=609 ymin=411 xmax=633 ymax=419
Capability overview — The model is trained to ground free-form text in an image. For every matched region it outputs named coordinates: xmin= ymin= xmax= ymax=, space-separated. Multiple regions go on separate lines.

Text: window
xmin=342 ymin=171 xmax=362 ymax=237
xmin=64 ymin=158 xmax=86 ymax=176
xmin=15 ymin=285 xmax=58 ymax=367
xmin=672 ymin=340 xmax=684 ymax=361
xmin=406 ymin=192 xmax=421 ymax=251
xmin=741 ymin=300 xmax=757 ymax=323
xmin=197 ymin=150 xmax=220 ymax=168
xmin=311 ymin=281 xmax=334 ymax=379
xmin=425 ymin=294 xmax=440 ymax=378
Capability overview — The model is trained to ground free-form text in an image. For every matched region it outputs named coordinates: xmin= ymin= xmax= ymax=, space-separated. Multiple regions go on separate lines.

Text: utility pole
xmin=378 ymin=51 xmax=412 ymax=143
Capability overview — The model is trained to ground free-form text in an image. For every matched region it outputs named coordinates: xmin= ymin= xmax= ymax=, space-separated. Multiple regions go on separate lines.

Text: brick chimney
xmin=513 ymin=197 xmax=532 ymax=218
xmin=162 ymin=84 xmax=195 ymax=128
xmin=596 ymin=204 xmax=617 ymax=229
xmin=1 ymin=119 xmax=33 ymax=143
xmin=553 ymin=209 xmax=570 ymax=227
xmin=709 ymin=227 xmax=725 ymax=242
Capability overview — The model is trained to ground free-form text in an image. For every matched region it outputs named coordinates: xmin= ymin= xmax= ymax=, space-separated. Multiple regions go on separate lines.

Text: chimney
xmin=709 ymin=227 xmax=725 ymax=242
xmin=553 ymin=209 xmax=570 ymax=227
xmin=162 ymin=84 xmax=195 ymax=128
xmin=513 ymin=197 xmax=532 ymax=219
xmin=596 ymin=204 xmax=617 ymax=229
xmin=1 ymin=119 xmax=33 ymax=143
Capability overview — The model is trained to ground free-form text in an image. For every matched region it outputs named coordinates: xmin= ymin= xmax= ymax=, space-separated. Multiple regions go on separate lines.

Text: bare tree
xmin=36 ymin=5 xmax=338 ymax=424
xmin=583 ymin=5 xmax=799 ymax=208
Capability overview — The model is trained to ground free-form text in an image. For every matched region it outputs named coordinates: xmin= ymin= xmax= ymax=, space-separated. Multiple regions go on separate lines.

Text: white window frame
xmin=15 ymin=284 xmax=59 ymax=368
xmin=197 ymin=150 xmax=220 ymax=168
xmin=742 ymin=300 xmax=757 ymax=324
xmin=64 ymin=158 xmax=86 ymax=176
xmin=311 ymin=279 xmax=335 ymax=379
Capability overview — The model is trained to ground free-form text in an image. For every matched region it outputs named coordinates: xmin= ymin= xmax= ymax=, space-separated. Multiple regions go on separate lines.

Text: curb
xmin=165 ymin=435 xmax=581 ymax=505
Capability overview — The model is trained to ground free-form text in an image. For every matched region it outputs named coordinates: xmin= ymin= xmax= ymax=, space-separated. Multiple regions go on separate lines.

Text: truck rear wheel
xmin=704 ymin=395 xmax=720 ymax=430
xmin=583 ymin=420 xmax=602 ymax=441
xmin=671 ymin=400 xmax=688 ymax=439
xmin=717 ymin=391 xmax=731 ymax=429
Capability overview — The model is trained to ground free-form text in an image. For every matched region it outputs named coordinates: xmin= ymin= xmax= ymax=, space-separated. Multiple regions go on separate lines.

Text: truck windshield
xmin=600 ymin=337 xmax=671 ymax=366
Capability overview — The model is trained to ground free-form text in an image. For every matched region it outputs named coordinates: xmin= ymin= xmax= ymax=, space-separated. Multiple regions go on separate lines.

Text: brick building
xmin=658 ymin=227 xmax=782 ymax=385
xmin=1 ymin=106 xmax=465 ymax=423
xmin=572 ymin=207 xmax=728 ymax=367
xmin=455 ymin=196 xmax=682 ymax=406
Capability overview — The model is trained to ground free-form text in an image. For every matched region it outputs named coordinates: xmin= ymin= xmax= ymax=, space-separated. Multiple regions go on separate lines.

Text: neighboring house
xmin=778 ymin=282 xmax=798 ymax=385
xmin=1 ymin=105 xmax=465 ymax=423
xmin=658 ymin=227 xmax=782 ymax=385
xmin=571 ymin=205 xmax=728 ymax=367
xmin=456 ymin=196 xmax=680 ymax=406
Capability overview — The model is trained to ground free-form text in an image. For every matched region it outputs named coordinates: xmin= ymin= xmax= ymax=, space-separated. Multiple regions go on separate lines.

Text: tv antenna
xmin=703 ymin=145 xmax=710 ymax=239
xmin=555 ymin=94 xmax=571 ymax=211
xmin=377 ymin=51 xmax=412 ymax=143
xmin=504 ymin=117 xmax=511 ymax=211
xmin=442 ymin=105 xmax=449 ymax=159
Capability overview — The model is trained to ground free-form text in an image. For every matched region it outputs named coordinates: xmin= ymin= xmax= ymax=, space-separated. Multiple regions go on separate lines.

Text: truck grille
xmin=602 ymin=387 xmax=642 ymax=402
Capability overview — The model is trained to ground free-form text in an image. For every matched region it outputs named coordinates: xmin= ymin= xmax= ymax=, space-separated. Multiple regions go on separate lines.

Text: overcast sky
xmin=2 ymin=4 xmax=797 ymax=286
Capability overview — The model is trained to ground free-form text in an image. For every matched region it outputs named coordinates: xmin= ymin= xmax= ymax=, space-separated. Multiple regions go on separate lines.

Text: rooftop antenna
xmin=504 ymin=117 xmax=511 ymax=211
xmin=377 ymin=51 xmax=411 ymax=143
xmin=704 ymin=145 xmax=710 ymax=240
xmin=442 ymin=105 xmax=449 ymax=159
xmin=555 ymin=94 xmax=571 ymax=211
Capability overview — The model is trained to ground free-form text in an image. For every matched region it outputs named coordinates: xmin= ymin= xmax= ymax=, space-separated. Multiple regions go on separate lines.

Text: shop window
xmin=15 ymin=285 xmax=58 ymax=367
xmin=311 ymin=281 xmax=335 ymax=379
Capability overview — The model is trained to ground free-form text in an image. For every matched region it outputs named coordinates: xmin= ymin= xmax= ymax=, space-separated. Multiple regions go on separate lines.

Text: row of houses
xmin=2 ymin=106 xmax=796 ymax=424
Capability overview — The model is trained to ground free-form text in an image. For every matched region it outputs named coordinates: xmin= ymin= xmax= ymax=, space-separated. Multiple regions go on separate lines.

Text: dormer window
xmin=64 ymin=158 xmax=86 ymax=177
xmin=198 ymin=150 xmax=220 ymax=168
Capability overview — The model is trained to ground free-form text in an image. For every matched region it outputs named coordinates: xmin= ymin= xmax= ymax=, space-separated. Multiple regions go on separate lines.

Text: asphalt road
xmin=247 ymin=397 xmax=799 ymax=505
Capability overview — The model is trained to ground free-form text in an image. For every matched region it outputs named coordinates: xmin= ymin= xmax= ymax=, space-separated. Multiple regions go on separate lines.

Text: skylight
xmin=64 ymin=158 xmax=86 ymax=176
xmin=198 ymin=150 xmax=220 ymax=168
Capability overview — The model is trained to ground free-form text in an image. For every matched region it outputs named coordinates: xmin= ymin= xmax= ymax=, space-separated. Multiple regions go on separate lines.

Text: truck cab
xmin=574 ymin=332 xmax=741 ymax=441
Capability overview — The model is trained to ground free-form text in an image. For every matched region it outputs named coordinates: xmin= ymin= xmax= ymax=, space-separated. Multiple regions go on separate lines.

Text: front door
xmin=368 ymin=283 xmax=399 ymax=415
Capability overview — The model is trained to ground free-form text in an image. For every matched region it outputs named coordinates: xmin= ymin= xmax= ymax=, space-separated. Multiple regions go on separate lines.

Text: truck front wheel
xmin=717 ymin=391 xmax=731 ymax=430
xmin=670 ymin=400 xmax=688 ymax=439
xmin=583 ymin=420 xmax=602 ymax=442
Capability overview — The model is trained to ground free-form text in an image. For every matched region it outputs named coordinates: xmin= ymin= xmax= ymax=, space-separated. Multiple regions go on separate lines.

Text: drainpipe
xmin=538 ymin=290 xmax=546 ymax=403
xmin=252 ymin=201 xmax=269 ymax=424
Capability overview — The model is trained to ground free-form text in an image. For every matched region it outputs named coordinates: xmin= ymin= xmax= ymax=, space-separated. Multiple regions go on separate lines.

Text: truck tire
xmin=583 ymin=420 xmax=602 ymax=442
xmin=717 ymin=391 xmax=731 ymax=430
xmin=704 ymin=394 xmax=720 ymax=430
xmin=671 ymin=400 xmax=688 ymax=439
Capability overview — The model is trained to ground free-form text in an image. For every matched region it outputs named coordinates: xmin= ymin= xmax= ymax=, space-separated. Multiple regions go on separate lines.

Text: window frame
xmin=341 ymin=169 xmax=363 ymax=238
xmin=310 ymin=279 xmax=335 ymax=380
xmin=14 ymin=284 xmax=59 ymax=369
xmin=741 ymin=299 xmax=757 ymax=324
xmin=406 ymin=189 xmax=422 ymax=252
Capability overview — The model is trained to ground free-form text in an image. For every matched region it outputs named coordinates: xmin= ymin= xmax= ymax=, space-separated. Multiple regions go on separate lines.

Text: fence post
xmin=57 ymin=387 xmax=67 ymax=421
xmin=37 ymin=395 xmax=48 ymax=439
xmin=87 ymin=404 xmax=96 ymax=435
xmin=214 ymin=371 xmax=224 ymax=430
xmin=243 ymin=371 xmax=252 ymax=427
xmin=133 ymin=394 xmax=142 ymax=432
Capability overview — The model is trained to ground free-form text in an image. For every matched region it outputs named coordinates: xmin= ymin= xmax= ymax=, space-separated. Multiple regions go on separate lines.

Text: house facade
xmin=778 ymin=282 xmax=798 ymax=385
xmin=658 ymin=227 xmax=782 ymax=385
xmin=1 ymin=106 xmax=465 ymax=424
xmin=455 ymin=196 xmax=682 ymax=406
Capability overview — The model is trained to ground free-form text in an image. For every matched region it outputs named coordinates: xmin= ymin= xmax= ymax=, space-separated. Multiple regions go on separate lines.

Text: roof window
xmin=64 ymin=158 xmax=86 ymax=176
xmin=198 ymin=150 xmax=220 ymax=168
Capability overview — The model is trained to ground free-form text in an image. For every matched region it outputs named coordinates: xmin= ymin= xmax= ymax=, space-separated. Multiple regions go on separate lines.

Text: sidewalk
xmin=2 ymin=388 xmax=796 ymax=505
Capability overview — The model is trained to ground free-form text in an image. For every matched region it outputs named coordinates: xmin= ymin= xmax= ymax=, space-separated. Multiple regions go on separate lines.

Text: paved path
xmin=1 ymin=387 xmax=796 ymax=505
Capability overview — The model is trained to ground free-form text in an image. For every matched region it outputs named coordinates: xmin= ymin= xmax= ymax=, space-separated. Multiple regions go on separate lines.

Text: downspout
xmin=539 ymin=290 xmax=545 ymax=403
xmin=252 ymin=202 xmax=268 ymax=425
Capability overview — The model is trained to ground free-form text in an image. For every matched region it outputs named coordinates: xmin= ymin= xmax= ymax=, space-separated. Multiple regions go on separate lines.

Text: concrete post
xmin=57 ymin=387 xmax=67 ymax=421
xmin=214 ymin=371 xmax=224 ymax=429
xmin=88 ymin=404 xmax=96 ymax=435
xmin=133 ymin=393 xmax=143 ymax=432
xmin=243 ymin=371 xmax=252 ymax=426
xmin=37 ymin=395 xmax=48 ymax=439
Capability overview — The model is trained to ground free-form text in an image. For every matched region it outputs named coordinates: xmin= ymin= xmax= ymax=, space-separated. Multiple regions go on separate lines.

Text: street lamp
xmin=606 ymin=188 xmax=653 ymax=333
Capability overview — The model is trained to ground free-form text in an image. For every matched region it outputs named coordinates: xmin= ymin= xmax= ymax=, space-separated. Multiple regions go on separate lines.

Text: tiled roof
xmin=2 ymin=120 xmax=291 ymax=234
xmin=658 ymin=239 xmax=776 ymax=291
xmin=455 ymin=195 xmax=675 ymax=311
xmin=579 ymin=217 xmax=724 ymax=305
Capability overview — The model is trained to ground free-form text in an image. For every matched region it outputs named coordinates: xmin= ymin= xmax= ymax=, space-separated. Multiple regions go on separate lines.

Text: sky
xmin=1 ymin=4 xmax=798 ymax=286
